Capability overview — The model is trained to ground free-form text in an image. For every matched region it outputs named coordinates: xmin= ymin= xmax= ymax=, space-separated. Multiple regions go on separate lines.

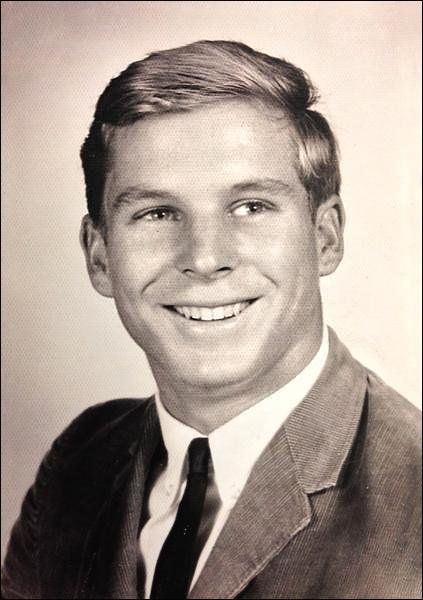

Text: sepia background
xmin=1 ymin=0 xmax=421 ymax=560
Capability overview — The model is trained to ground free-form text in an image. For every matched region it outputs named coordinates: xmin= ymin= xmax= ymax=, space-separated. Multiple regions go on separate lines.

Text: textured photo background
xmin=1 ymin=0 xmax=421 ymax=560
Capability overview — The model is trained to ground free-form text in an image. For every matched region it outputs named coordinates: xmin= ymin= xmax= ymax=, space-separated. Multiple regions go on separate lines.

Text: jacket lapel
xmin=190 ymin=329 xmax=367 ymax=598
xmin=189 ymin=427 xmax=312 ymax=599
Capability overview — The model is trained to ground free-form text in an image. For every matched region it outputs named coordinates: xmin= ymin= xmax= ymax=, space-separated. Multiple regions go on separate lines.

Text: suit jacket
xmin=2 ymin=329 xmax=421 ymax=599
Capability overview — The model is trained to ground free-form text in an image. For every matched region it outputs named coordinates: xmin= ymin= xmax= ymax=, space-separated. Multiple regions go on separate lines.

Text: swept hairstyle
xmin=81 ymin=40 xmax=341 ymax=227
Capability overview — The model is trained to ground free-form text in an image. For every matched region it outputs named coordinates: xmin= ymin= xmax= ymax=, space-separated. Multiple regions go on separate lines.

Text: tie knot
xmin=188 ymin=437 xmax=210 ymax=475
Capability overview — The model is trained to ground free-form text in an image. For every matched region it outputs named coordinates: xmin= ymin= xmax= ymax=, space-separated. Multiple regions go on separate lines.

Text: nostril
xmin=182 ymin=266 xmax=233 ymax=280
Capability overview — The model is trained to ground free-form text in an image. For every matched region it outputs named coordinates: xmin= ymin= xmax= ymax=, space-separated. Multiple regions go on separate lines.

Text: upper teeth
xmin=174 ymin=302 xmax=250 ymax=321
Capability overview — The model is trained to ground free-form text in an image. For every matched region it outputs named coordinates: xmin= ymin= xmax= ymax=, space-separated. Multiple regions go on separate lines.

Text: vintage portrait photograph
xmin=2 ymin=1 xmax=421 ymax=598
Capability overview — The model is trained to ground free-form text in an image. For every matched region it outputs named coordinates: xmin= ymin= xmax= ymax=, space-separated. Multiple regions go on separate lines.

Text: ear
xmin=315 ymin=195 xmax=345 ymax=277
xmin=80 ymin=215 xmax=114 ymax=297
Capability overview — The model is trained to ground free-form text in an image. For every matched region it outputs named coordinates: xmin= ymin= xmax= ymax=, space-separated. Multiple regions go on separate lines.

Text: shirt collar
xmin=155 ymin=392 xmax=205 ymax=500
xmin=155 ymin=326 xmax=329 ymax=508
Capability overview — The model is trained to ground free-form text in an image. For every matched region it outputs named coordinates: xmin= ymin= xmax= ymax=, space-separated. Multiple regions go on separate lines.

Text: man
xmin=2 ymin=40 xmax=421 ymax=599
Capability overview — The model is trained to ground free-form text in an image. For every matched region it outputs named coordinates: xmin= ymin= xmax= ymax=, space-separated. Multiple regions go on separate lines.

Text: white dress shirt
xmin=139 ymin=326 xmax=329 ymax=597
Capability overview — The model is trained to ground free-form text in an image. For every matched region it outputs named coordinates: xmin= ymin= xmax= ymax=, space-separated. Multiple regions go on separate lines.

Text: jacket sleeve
xmin=1 ymin=399 xmax=144 ymax=599
xmin=1 ymin=403 xmax=95 ymax=599
xmin=1 ymin=441 xmax=58 ymax=599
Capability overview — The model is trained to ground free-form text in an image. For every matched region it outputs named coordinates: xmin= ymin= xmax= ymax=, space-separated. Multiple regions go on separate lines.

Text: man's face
xmin=84 ymin=101 xmax=339 ymax=394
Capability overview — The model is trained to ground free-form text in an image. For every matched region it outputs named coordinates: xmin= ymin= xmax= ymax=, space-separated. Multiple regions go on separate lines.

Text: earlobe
xmin=80 ymin=215 xmax=114 ymax=297
xmin=316 ymin=195 xmax=345 ymax=277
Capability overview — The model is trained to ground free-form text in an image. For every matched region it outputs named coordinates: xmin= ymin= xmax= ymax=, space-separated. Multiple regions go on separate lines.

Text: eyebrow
xmin=111 ymin=187 xmax=179 ymax=210
xmin=230 ymin=178 xmax=295 ymax=195
xmin=111 ymin=178 xmax=296 ymax=210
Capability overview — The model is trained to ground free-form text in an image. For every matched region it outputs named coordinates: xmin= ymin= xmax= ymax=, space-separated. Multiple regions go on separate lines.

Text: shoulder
xmin=329 ymin=331 xmax=421 ymax=487
xmin=358 ymin=367 xmax=421 ymax=489
xmin=56 ymin=397 xmax=152 ymax=444
xmin=1 ymin=398 xmax=155 ymax=598
xmin=38 ymin=397 xmax=154 ymax=480
xmin=329 ymin=328 xmax=422 ymax=455
xmin=10 ymin=397 xmax=154 ymax=547
xmin=365 ymin=369 xmax=421 ymax=447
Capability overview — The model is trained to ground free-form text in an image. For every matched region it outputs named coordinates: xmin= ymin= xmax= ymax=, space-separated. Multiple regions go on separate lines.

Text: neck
xmin=150 ymin=323 xmax=324 ymax=434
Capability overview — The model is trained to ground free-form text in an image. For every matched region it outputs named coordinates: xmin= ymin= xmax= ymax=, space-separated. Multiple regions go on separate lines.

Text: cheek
xmin=106 ymin=242 xmax=160 ymax=302
xmin=252 ymin=219 xmax=318 ymax=279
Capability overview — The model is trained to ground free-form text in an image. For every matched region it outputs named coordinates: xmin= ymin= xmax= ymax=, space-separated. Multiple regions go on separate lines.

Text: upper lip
xmin=164 ymin=298 xmax=259 ymax=308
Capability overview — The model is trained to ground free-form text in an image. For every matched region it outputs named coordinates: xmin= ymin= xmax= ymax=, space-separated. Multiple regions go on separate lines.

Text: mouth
xmin=164 ymin=299 xmax=258 ymax=321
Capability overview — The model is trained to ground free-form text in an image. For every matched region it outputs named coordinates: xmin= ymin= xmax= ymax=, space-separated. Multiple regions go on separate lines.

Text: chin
xmin=166 ymin=353 xmax=260 ymax=391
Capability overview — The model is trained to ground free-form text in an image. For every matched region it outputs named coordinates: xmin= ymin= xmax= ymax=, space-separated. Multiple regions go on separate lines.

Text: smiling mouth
xmin=165 ymin=300 xmax=257 ymax=321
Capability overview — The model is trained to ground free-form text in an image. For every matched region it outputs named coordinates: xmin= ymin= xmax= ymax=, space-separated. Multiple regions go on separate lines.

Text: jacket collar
xmin=190 ymin=328 xmax=367 ymax=598
xmin=285 ymin=327 xmax=367 ymax=493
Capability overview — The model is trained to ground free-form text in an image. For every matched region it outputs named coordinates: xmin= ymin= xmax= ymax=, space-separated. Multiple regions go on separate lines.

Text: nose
xmin=177 ymin=217 xmax=237 ymax=280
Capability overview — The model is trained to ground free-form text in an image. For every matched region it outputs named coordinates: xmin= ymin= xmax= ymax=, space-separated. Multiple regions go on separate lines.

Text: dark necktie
xmin=150 ymin=437 xmax=211 ymax=599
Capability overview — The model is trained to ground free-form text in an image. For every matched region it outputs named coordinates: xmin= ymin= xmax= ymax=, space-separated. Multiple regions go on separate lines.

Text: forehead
xmin=105 ymin=100 xmax=302 ymax=198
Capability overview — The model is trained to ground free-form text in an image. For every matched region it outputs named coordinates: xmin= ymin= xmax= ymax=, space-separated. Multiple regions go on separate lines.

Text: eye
xmin=231 ymin=200 xmax=272 ymax=217
xmin=133 ymin=207 xmax=181 ymax=222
